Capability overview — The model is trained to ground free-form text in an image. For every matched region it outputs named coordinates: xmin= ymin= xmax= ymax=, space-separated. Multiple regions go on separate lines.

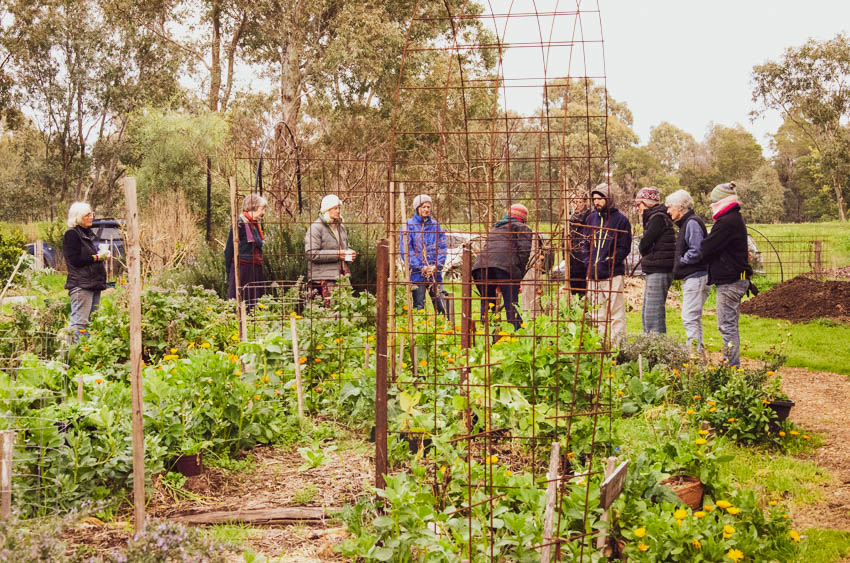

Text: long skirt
xmin=228 ymin=262 xmax=266 ymax=310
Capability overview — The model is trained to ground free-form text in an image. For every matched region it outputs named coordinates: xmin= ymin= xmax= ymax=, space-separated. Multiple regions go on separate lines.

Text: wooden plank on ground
xmin=174 ymin=507 xmax=339 ymax=526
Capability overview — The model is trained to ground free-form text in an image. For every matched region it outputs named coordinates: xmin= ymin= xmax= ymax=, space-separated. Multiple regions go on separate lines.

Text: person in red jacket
xmin=700 ymin=182 xmax=752 ymax=367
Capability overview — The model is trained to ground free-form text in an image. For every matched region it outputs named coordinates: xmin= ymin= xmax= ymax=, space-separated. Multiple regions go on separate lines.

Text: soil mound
xmin=741 ymin=275 xmax=850 ymax=323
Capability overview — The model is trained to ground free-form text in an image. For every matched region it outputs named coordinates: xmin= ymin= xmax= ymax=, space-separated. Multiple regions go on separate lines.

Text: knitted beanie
xmin=635 ymin=186 xmax=661 ymax=203
xmin=509 ymin=203 xmax=529 ymax=222
xmin=710 ymin=182 xmax=737 ymax=203
xmin=412 ymin=194 xmax=432 ymax=213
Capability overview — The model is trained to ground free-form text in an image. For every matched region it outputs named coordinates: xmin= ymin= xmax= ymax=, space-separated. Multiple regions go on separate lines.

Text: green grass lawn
xmin=626 ymin=306 xmax=850 ymax=375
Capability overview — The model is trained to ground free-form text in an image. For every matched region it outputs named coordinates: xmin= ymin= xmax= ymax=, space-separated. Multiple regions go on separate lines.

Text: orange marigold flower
xmin=727 ymin=548 xmax=743 ymax=562
xmin=633 ymin=527 xmax=646 ymax=538
xmin=637 ymin=543 xmax=649 ymax=552
xmin=716 ymin=500 xmax=732 ymax=509
xmin=779 ymin=431 xmax=786 ymax=437
xmin=726 ymin=507 xmax=740 ymax=515
xmin=789 ymin=530 xmax=801 ymax=543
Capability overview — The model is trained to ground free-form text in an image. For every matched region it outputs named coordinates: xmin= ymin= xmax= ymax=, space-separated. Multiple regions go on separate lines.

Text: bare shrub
xmin=139 ymin=190 xmax=200 ymax=277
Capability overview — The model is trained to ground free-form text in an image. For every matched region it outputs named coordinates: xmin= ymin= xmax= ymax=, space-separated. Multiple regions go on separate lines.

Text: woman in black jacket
xmin=63 ymin=202 xmax=109 ymax=341
xmin=472 ymin=203 xmax=534 ymax=330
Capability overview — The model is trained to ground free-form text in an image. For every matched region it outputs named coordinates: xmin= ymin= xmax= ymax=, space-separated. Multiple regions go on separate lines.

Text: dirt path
xmin=779 ymin=366 xmax=850 ymax=532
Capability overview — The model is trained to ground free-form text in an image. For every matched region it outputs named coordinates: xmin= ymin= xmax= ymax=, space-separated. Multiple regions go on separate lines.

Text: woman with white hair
xmin=63 ymin=202 xmax=109 ymax=340
xmin=225 ymin=193 xmax=268 ymax=309
xmin=305 ymin=194 xmax=356 ymax=303
xmin=665 ymin=189 xmax=710 ymax=355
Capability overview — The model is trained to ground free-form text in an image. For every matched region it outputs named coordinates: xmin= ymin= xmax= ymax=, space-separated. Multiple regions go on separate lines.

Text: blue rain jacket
xmin=400 ymin=214 xmax=447 ymax=282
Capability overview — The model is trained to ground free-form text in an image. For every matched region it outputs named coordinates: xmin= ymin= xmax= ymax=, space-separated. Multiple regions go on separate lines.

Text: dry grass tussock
xmin=139 ymin=190 xmax=200 ymax=277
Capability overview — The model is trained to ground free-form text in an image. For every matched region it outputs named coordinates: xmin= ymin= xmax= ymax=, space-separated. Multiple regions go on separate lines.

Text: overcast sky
xmin=600 ymin=0 xmax=850 ymax=148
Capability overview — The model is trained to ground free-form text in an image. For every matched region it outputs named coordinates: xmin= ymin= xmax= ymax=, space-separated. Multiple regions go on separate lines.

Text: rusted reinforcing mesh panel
xmin=746 ymin=230 xmax=833 ymax=284
xmin=229 ymin=1 xmax=624 ymax=559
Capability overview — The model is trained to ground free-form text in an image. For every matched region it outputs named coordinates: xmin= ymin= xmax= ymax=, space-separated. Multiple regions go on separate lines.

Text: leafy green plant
xmin=297 ymin=441 xmax=337 ymax=471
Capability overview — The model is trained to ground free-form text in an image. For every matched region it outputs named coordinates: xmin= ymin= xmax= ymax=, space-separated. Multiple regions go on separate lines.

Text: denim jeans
xmin=68 ymin=287 xmax=101 ymax=342
xmin=587 ymin=275 xmax=626 ymax=346
xmin=681 ymin=274 xmax=710 ymax=354
xmin=715 ymin=279 xmax=749 ymax=367
xmin=641 ymin=272 xmax=672 ymax=334
xmin=411 ymin=283 xmax=446 ymax=316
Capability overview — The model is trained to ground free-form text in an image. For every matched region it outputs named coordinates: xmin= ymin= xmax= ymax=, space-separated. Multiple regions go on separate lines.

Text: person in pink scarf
xmin=699 ymin=182 xmax=753 ymax=367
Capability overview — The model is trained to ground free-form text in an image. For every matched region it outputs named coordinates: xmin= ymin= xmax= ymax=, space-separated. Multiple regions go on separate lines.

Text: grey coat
xmin=305 ymin=217 xmax=350 ymax=281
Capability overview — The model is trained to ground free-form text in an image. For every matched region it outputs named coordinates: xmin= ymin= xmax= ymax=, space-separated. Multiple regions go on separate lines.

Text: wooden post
xmin=290 ymin=317 xmax=305 ymax=419
xmin=0 ymin=253 xmax=26 ymax=308
xmin=541 ymin=441 xmax=560 ymax=563
xmin=123 ymin=176 xmax=146 ymax=535
xmin=34 ymin=239 xmax=44 ymax=271
xmin=812 ymin=240 xmax=823 ymax=279
xmin=77 ymin=373 xmax=83 ymax=403
xmin=387 ymin=181 xmax=398 ymax=380
xmin=375 ymin=240 xmax=390 ymax=490
xmin=399 ymin=183 xmax=417 ymax=378
xmin=0 ymin=430 xmax=14 ymax=520
xmin=229 ymin=177 xmax=245 ymax=341
xmin=596 ymin=456 xmax=618 ymax=549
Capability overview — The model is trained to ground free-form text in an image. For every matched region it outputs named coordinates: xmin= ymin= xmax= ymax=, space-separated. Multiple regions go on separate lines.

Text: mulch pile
xmin=741 ymin=275 xmax=850 ymax=323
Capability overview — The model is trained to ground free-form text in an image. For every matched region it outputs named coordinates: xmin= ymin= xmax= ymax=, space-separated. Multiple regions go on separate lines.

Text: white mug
xmin=344 ymin=249 xmax=355 ymax=262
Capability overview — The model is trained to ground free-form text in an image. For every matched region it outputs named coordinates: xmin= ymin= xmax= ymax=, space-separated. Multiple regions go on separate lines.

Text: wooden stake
xmin=0 ymin=430 xmax=14 ymax=520
xmin=541 ymin=441 xmax=560 ymax=563
xmin=290 ymin=317 xmax=305 ymax=419
xmin=0 ymin=253 xmax=26 ymax=308
xmin=34 ymin=239 xmax=44 ymax=271
xmin=596 ymin=456 xmax=617 ymax=549
xmin=77 ymin=373 xmax=83 ymax=403
xmin=122 ymin=176 xmax=146 ymax=534
xmin=387 ymin=180 xmax=398 ymax=380
xmin=229 ymin=177 xmax=245 ymax=341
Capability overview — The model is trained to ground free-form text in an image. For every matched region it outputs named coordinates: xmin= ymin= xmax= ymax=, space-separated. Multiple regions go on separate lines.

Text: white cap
xmin=320 ymin=194 xmax=341 ymax=213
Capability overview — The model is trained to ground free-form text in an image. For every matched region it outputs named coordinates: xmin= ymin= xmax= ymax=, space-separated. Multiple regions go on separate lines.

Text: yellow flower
xmin=789 ymin=530 xmax=801 ymax=543
xmin=634 ymin=527 xmax=646 ymax=538
xmin=79 ymin=329 xmax=87 ymax=334
xmin=485 ymin=455 xmax=499 ymax=465
xmin=83 ymin=346 xmax=90 ymax=351
xmin=275 ymin=370 xmax=283 ymax=375
xmin=257 ymin=304 xmax=265 ymax=309
xmin=727 ymin=548 xmax=743 ymax=562
xmin=314 ymin=358 xmax=321 ymax=363
xmin=767 ymin=370 xmax=775 ymax=376
xmin=368 ymin=335 xmax=375 ymax=342
xmin=188 ymin=342 xmax=195 ymax=349
xmin=611 ymin=359 xmax=617 ymax=366
xmin=290 ymin=312 xmax=298 ymax=317
xmin=316 ymin=344 xmax=323 ymax=350
xmin=695 ymin=438 xmax=707 ymax=445
xmin=692 ymin=539 xmax=702 ymax=549
xmin=703 ymin=504 xmax=714 ymax=511
xmin=455 ymin=324 xmax=461 ymax=331
xmin=802 ymin=434 xmax=810 ymax=440
xmin=95 ymin=378 xmax=103 ymax=384
xmin=716 ymin=500 xmax=732 ymax=509
xmin=608 ymin=373 xmax=614 ymax=379
xmin=779 ymin=431 xmax=786 ymax=437
xmin=769 ymin=500 xmax=778 ymax=506
xmin=708 ymin=400 xmax=716 ymax=406
xmin=687 ymin=409 xmax=695 ymax=415
xmin=727 ymin=507 xmax=740 ymax=515
xmin=290 ymin=384 xmax=296 ymax=390
xmin=440 ymin=351 xmax=448 ymax=357
xmin=402 ymin=362 xmax=408 ymax=368
xmin=447 ymin=357 xmax=454 ymax=363
xmin=617 ymin=390 xmax=624 ymax=396
xmin=673 ymin=368 xmax=680 ymax=378
xmin=335 ymin=337 xmax=343 ymax=344
xmin=201 ymin=342 xmax=211 ymax=349
xmin=709 ymin=407 xmax=717 ymax=413
xmin=253 ymin=394 xmax=260 ymax=400
xmin=299 ymin=357 xmax=307 ymax=364
xmin=504 ymin=469 xmax=513 ymax=477
xmin=403 ymin=305 xmax=408 ymax=311
xmin=728 ymin=417 xmax=736 ymax=422
xmin=723 ymin=524 xmax=736 ymax=537
xmin=439 ymin=465 xmax=447 ymax=473
xmin=637 ymin=543 xmax=649 ymax=552
xmin=274 ymin=391 xmax=280 ymax=396
xmin=674 ymin=508 xmax=688 ymax=520
xmin=419 ymin=360 xmax=427 ymax=367
xmin=234 ymin=370 xmax=242 ymax=376
xmin=170 ymin=347 xmax=177 ymax=354
xmin=330 ymin=373 xmax=338 ymax=379
xmin=261 ymin=375 xmax=270 ymax=383
xmin=693 ymin=395 xmax=701 ymax=400
xmin=789 ymin=430 xmax=799 ymax=436
xmin=698 ymin=429 xmax=709 ymax=435
xmin=231 ymin=334 xmax=239 ymax=341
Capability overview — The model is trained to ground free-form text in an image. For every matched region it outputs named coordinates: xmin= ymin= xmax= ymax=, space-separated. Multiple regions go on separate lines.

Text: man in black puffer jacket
xmin=635 ymin=186 xmax=676 ymax=333
xmin=700 ymin=182 xmax=752 ymax=367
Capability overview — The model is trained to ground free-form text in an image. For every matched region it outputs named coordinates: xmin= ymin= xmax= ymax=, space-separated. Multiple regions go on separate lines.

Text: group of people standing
xmin=571 ymin=181 xmax=752 ymax=367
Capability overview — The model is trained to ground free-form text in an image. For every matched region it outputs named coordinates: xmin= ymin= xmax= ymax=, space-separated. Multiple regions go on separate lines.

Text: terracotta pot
xmin=175 ymin=453 xmax=203 ymax=477
xmin=660 ymin=475 xmax=703 ymax=509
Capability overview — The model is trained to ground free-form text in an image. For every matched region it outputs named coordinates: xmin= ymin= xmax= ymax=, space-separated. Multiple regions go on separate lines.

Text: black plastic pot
xmin=175 ymin=453 xmax=203 ymax=477
xmin=400 ymin=432 xmax=433 ymax=455
xmin=767 ymin=399 xmax=795 ymax=422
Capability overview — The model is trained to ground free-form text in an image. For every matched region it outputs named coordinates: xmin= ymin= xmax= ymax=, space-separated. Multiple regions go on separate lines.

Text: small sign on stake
xmin=599 ymin=460 xmax=629 ymax=510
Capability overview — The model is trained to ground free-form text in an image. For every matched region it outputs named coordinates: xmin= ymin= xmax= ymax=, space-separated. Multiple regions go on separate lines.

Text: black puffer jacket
xmin=63 ymin=227 xmax=107 ymax=291
xmin=639 ymin=204 xmax=676 ymax=274
xmin=472 ymin=219 xmax=534 ymax=280
xmin=700 ymin=204 xmax=752 ymax=285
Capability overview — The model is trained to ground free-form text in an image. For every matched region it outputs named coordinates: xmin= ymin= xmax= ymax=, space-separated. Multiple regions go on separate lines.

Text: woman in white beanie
xmin=305 ymin=194 xmax=356 ymax=303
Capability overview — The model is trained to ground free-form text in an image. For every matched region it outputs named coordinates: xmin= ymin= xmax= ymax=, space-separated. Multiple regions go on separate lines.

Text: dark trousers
xmin=228 ymin=262 xmax=265 ymax=312
xmin=473 ymin=267 xmax=522 ymax=330
xmin=412 ymin=282 xmax=446 ymax=315
xmin=569 ymin=258 xmax=588 ymax=296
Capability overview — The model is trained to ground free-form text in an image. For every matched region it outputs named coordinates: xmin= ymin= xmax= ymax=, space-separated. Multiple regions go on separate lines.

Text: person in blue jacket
xmin=400 ymin=194 xmax=448 ymax=315
xmin=583 ymin=183 xmax=632 ymax=345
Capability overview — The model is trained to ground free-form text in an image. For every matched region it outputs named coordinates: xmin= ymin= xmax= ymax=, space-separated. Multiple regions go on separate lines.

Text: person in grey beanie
xmin=400 ymin=194 xmax=448 ymax=315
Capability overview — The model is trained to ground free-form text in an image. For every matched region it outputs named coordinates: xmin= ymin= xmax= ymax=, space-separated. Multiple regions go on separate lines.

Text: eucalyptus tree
xmin=752 ymin=33 xmax=850 ymax=221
